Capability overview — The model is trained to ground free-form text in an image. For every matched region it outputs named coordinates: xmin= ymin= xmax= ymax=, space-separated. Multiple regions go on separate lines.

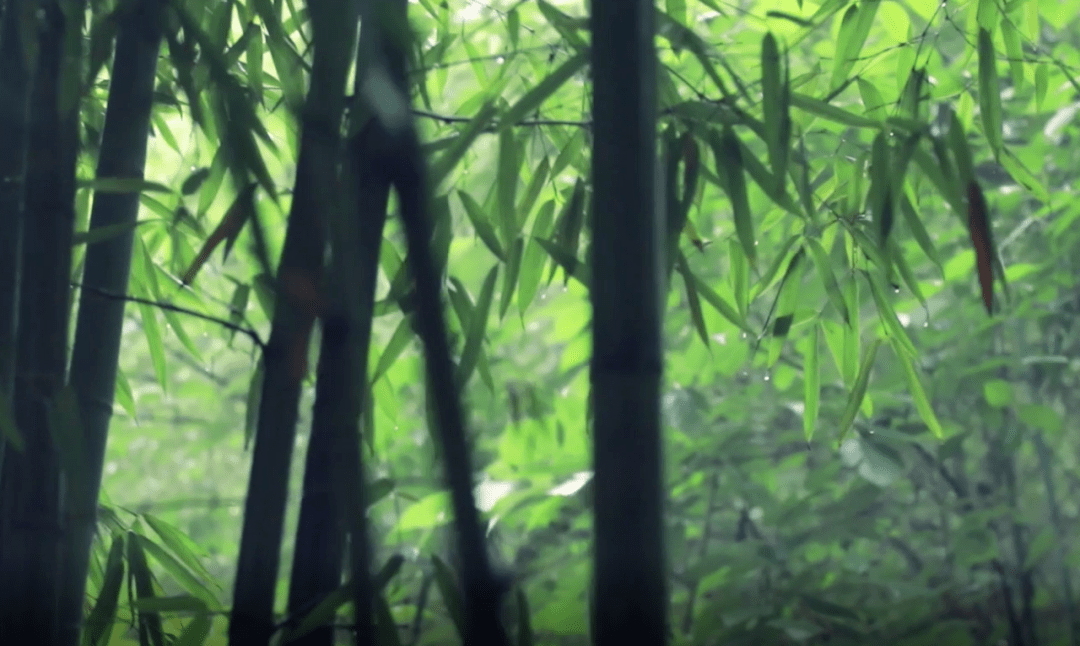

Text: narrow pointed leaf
xmin=710 ymin=127 xmax=756 ymax=267
xmin=806 ymin=237 xmax=850 ymax=325
xmin=500 ymin=50 xmax=587 ymax=131
xmin=838 ymin=339 xmax=882 ymax=444
xmin=891 ymin=340 xmax=944 ymax=438
xmin=459 ymin=191 xmax=506 ymax=261
xmin=803 ymin=324 xmax=821 ymax=441
xmin=457 ymin=266 xmax=499 ymax=388
xmin=977 ymin=28 xmax=1004 ymax=156
xmin=966 ymin=180 xmax=996 ymax=314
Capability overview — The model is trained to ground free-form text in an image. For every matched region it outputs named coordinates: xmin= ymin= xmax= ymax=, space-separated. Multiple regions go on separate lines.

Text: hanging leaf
xmin=803 ymin=324 xmax=821 ymax=441
xmin=500 ymin=50 xmax=588 ymax=131
xmin=458 ymin=191 xmax=506 ymax=261
xmin=677 ymin=254 xmax=710 ymax=346
xmin=709 ymin=127 xmax=756 ymax=267
xmin=977 ymin=28 xmax=1004 ymax=157
xmin=891 ymin=340 xmax=944 ymax=438
xmin=497 ymin=128 xmax=522 ymax=246
xmin=806 ymin=237 xmax=850 ymax=325
xmin=500 ymin=237 xmax=525 ymax=320
xmin=83 ymin=535 xmax=126 ymax=646
xmin=837 ymin=339 xmax=882 ymax=445
xmin=966 ymin=180 xmax=996 ymax=314
xmin=761 ymin=32 xmax=791 ymax=193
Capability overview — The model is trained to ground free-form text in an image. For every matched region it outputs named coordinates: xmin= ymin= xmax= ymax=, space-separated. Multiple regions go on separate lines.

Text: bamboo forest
xmin=0 ymin=0 xmax=1078 ymax=645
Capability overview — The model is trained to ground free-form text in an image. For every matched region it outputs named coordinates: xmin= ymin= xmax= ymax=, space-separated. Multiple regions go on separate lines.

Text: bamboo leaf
xmin=458 ymin=191 xmax=507 ymax=261
xmin=761 ymin=32 xmax=790 ymax=192
xmin=709 ymin=127 xmax=756 ymax=267
xmin=497 ymin=128 xmax=521 ymax=245
xmin=372 ymin=317 xmax=415 ymax=384
xmin=430 ymin=102 xmax=498 ymax=187
xmin=977 ymin=28 xmax=1004 ymax=156
xmin=84 ymin=535 xmax=126 ymax=646
xmin=891 ymin=340 xmax=944 ymax=439
xmin=804 ymin=323 xmax=821 ymax=441
xmin=837 ymin=339 xmax=882 ymax=444
xmin=865 ymin=272 xmax=917 ymax=356
xmin=500 ymin=237 xmax=525 ymax=320
xmin=518 ymin=200 xmax=556 ymax=316
xmin=500 ymin=50 xmax=588 ymax=131
xmin=679 ymin=258 xmax=755 ymax=335
xmin=806 ymin=237 xmax=850 ymax=325
xmin=677 ymin=253 xmax=710 ymax=346
xmin=791 ymin=92 xmax=882 ymax=128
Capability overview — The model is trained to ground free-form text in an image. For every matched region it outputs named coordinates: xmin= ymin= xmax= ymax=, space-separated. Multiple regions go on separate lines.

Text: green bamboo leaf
xmin=138 ymin=536 xmax=219 ymax=609
xmin=842 ymin=277 xmax=860 ymax=385
xmin=196 ymin=149 xmax=227 ymax=216
xmin=736 ymin=138 xmax=802 ymax=216
xmin=656 ymin=12 xmax=736 ymax=100
xmin=837 ymin=339 xmax=882 ymax=444
xmin=137 ymin=301 xmax=167 ymax=392
xmin=768 ymin=249 xmax=805 ymax=367
xmin=729 ymin=239 xmax=749 ymax=317
xmin=500 ymin=50 xmax=587 ymax=131
xmin=977 ymin=28 xmax=1004 ymax=156
xmin=456 ymin=266 xmax=499 ymax=388
xmin=84 ymin=535 xmax=126 ymax=646
xmin=517 ymin=156 xmax=550 ymax=224
xmin=500 ymin=237 xmax=525 ymax=320
xmin=679 ymin=259 xmax=755 ymax=335
xmin=114 ymin=370 xmax=136 ymax=420
xmin=143 ymin=514 xmax=217 ymax=585
xmin=551 ymin=129 xmax=585 ymax=178
xmin=751 ymin=234 xmax=802 ymax=299
xmin=891 ymin=340 xmax=944 ymax=438
xmin=550 ymin=179 xmax=587 ymax=283
xmin=865 ymin=272 xmax=917 ymax=357
xmin=373 ymin=318 xmax=415 ymax=384
xmin=677 ymin=254 xmax=710 ymax=346
xmin=1035 ymin=63 xmax=1048 ymax=110
xmin=536 ymin=238 xmax=590 ymax=288
xmin=1000 ymin=20 xmax=1024 ymax=90
xmin=430 ymin=102 xmax=498 ymax=187
xmin=78 ymin=177 xmax=173 ymax=194
xmin=174 ymin=613 xmax=212 ymax=646
xmin=536 ymin=0 xmax=589 ymax=50
xmin=710 ymin=127 xmax=756 ymax=267
xmin=899 ymin=193 xmax=942 ymax=273
xmin=162 ymin=309 xmax=203 ymax=363
xmin=761 ymin=32 xmax=790 ymax=191
xmin=911 ymin=142 xmax=963 ymax=219
xmin=791 ymin=92 xmax=882 ymax=128
xmin=888 ymin=238 xmax=926 ymax=307
xmin=497 ymin=125 xmax=521 ymax=246
xmin=999 ymin=148 xmax=1048 ymax=201
xmin=869 ymin=131 xmax=893 ymax=251
xmin=126 ymin=531 xmax=166 ymax=646
xmin=857 ymin=77 xmax=887 ymax=117
xmin=180 ymin=168 xmax=212 ymax=195
xmin=830 ymin=4 xmax=860 ymax=90
xmin=518 ymin=200 xmax=556 ymax=316
xmin=806 ymin=237 xmax=850 ymax=325
xmin=803 ymin=324 xmax=821 ymax=441
xmin=458 ymin=191 xmax=506 ymax=261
